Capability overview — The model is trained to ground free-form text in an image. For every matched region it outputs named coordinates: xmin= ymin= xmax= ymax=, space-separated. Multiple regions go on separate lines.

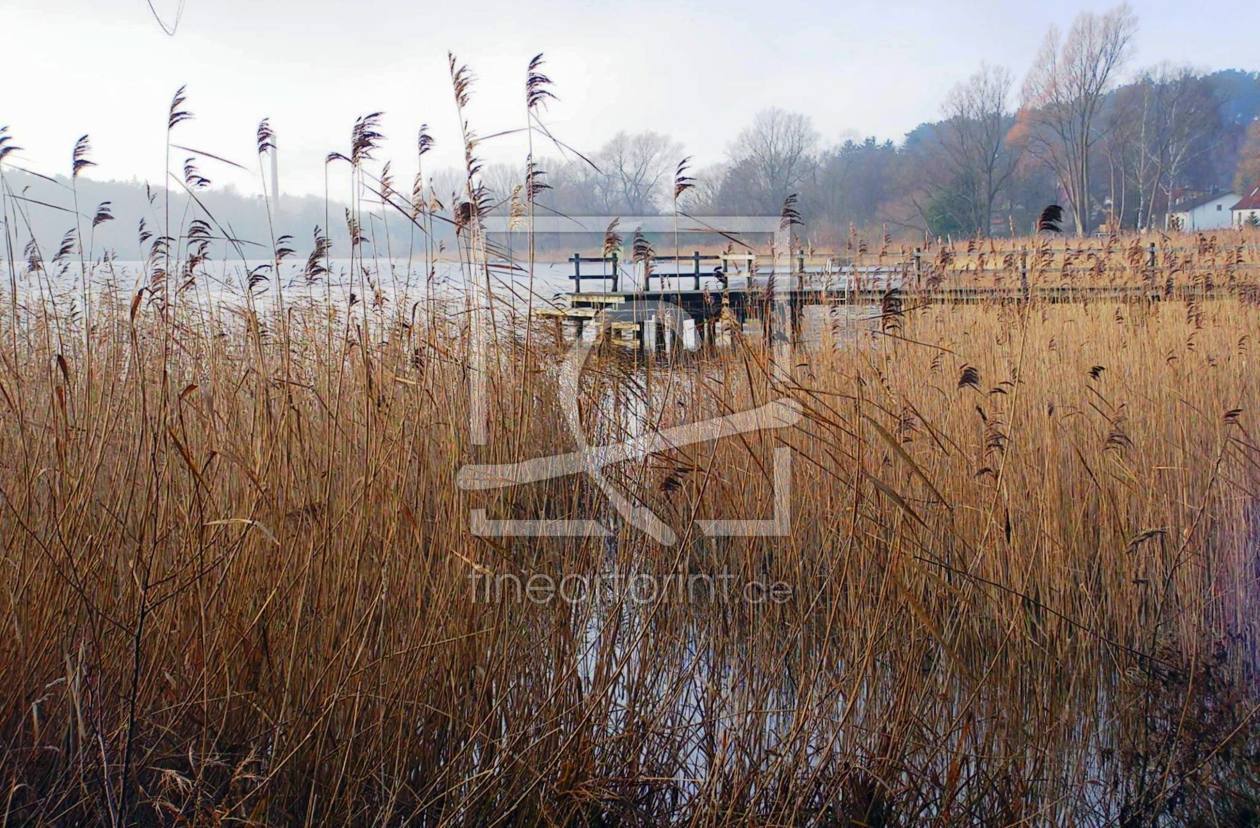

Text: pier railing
xmin=568 ymin=250 xmax=909 ymax=293
xmin=570 ymin=251 xmax=733 ymax=292
xmin=562 ymin=241 xmax=1256 ymax=294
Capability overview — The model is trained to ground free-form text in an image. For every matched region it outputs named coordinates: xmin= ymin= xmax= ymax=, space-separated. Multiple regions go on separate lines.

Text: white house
xmin=1232 ymin=186 xmax=1260 ymax=227
xmin=1167 ymin=192 xmax=1240 ymax=231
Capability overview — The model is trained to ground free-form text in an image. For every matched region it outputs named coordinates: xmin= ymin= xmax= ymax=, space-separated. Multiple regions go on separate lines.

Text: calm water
xmin=1 ymin=257 xmax=898 ymax=311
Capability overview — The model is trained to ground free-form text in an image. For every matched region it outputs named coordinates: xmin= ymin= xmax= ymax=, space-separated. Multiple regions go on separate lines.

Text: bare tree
xmin=680 ymin=162 xmax=728 ymax=213
xmin=596 ymin=131 xmax=683 ymax=213
xmin=937 ymin=64 xmax=1022 ymax=235
xmin=479 ymin=161 xmax=525 ymax=211
xmin=728 ymin=108 xmax=818 ymax=212
xmin=541 ymin=158 xmax=607 ymax=214
xmin=1101 ymin=66 xmax=1219 ymax=229
xmin=1019 ymin=4 xmax=1137 ymax=235
xmin=1141 ymin=67 xmax=1218 ymax=227
xmin=1098 ymin=80 xmax=1142 ymax=228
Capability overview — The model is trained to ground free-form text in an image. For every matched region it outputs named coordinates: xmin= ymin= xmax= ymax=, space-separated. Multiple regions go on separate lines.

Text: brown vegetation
xmin=0 ymin=246 xmax=1258 ymax=822
xmin=0 ymin=70 xmax=1257 ymax=825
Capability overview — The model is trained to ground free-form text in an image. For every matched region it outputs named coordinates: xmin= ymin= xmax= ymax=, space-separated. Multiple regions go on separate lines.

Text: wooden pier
xmin=539 ymin=248 xmax=1246 ymax=351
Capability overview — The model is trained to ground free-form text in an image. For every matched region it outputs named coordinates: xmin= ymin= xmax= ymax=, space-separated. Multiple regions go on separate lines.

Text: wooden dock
xmin=539 ymin=250 xmax=1249 ymax=351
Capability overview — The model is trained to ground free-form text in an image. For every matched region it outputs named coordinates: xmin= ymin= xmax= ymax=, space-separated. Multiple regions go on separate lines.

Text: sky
xmin=3 ymin=0 xmax=1258 ymax=199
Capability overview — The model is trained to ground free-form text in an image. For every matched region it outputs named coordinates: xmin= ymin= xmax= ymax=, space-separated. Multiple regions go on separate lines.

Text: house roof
xmin=1233 ymin=186 xmax=1260 ymax=211
xmin=1169 ymin=192 xmax=1239 ymax=213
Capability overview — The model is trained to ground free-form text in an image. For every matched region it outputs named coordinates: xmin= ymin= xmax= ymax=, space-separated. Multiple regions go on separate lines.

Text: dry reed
xmin=0 ymin=84 xmax=1257 ymax=826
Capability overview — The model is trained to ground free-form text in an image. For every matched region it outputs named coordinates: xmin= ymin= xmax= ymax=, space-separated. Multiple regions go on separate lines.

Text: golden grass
xmin=827 ymin=226 xmax=1260 ymax=290
xmin=0 ymin=262 xmax=1256 ymax=822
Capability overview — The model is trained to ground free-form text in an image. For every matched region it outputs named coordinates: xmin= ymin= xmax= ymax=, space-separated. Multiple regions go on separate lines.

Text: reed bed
xmin=0 ymin=77 xmax=1258 ymax=824
xmin=0 ymin=273 xmax=1256 ymax=823
xmin=819 ymin=227 xmax=1260 ymax=294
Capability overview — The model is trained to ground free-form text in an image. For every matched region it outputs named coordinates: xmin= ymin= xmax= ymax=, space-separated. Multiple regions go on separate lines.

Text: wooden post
xmin=1020 ymin=247 xmax=1028 ymax=299
xmin=611 ymin=252 xmax=619 ymax=292
xmin=771 ymin=221 xmax=792 ymax=362
xmin=913 ymin=247 xmax=922 ymax=287
xmin=643 ymin=315 xmax=657 ymax=354
xmin=693 ymin=250 xmax=701 ymax=291
xmin=571 ymin=253 xmax=582 ymax=292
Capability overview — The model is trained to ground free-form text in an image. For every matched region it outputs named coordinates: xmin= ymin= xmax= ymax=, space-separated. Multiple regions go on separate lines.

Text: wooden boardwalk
xmin=541 ymin=267 xmax=1249 ymax=350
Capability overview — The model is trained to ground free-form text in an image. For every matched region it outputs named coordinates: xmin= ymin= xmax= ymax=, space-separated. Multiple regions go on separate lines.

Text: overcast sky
xmin=4 ymin=0 xmax=1257 ymax=198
